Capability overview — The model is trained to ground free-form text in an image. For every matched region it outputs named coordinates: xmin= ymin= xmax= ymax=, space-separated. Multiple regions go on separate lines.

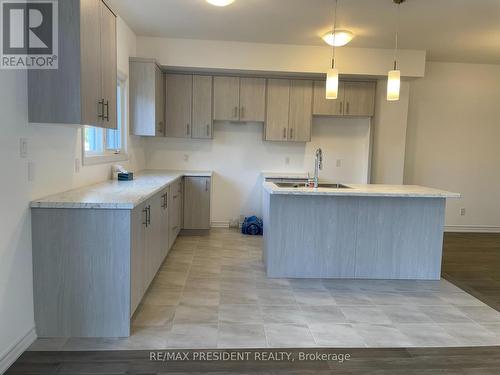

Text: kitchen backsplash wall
xmin=146 ymin=117 xmax=371 ymax=226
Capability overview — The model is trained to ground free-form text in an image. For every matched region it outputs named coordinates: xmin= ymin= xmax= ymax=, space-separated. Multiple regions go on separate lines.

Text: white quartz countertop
xmin=30 ymin=170 xmax=213 ymax=209
xmin=263 ymin=182 xmax=460 ymax=198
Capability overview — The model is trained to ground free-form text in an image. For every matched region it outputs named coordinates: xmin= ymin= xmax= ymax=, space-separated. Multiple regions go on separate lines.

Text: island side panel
xmin=264 ymin=193 xmax=358 ymax=278
xmin=32 ymin=208 xmax=131 ymax=337
xmin=354 ymin=197 xmax=446 ymax=280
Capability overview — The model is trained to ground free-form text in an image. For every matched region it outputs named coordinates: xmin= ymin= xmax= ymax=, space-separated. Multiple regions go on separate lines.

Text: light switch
xmin=183 ymin=154 xmax=189 ymax=162
xmin=336 ymin=159 xmax=342 ymax=167
xmin=285 ymin=157 xmax=290 ymax=165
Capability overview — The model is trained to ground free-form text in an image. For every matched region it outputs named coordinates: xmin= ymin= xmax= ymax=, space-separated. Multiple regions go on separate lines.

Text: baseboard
xmin=210 ymin=221 xmax=230 ymax=228
xmin=0 ymin=327 xmax=36 ymax=374
xmin=444 ymin=225 xmax=500 ymax=233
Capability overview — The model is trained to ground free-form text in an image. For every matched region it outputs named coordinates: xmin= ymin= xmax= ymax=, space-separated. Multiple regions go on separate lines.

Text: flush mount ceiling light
xmin=322 ymin=29 xmax=354 ymax=47
xmin=387 ymin=0 xmax=406 ymax=101
xmin=206 ymin=0 xmax=235 ymax=6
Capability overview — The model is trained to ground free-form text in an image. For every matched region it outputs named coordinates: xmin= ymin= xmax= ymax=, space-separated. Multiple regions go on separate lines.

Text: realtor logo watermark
xmin=1 ymin=0 xmax=58 ymax=69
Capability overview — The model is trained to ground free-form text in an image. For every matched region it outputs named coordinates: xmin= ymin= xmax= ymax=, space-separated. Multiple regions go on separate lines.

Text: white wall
xmin=371 ymin=80 xmax=411 ymax=184
xmin=0 ymin=17 xmax=143 ymax=370
xmin=405 ymin=62 xmax=500 ymax=231
xmin=137 ymin=37 xmax=426 ymax=78
xmin=137 ymin=35 xmax=412 ymax=226
xmin=147 ymin=117 xmax=371 ymax=225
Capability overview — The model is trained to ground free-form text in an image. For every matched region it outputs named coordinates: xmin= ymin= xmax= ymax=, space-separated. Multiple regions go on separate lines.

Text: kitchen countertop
xmin=263 ymin=181 xmax=460 ymax=198
xmin=30 ymin=170 xmax=213 ymax=210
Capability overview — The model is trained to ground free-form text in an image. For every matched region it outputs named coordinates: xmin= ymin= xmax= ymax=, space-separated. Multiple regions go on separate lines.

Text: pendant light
xmin=325 ymin=0 xmax=339 ymax=100
xmin=387 ymin=0 xmax=405 ymax=101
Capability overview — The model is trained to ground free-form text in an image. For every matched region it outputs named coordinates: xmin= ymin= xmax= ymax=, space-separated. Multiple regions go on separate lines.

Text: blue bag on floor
xmin=241 ymin=216 xmax=263 ymax=235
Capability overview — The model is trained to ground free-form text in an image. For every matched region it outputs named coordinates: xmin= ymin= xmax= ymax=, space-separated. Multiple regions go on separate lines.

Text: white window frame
xmin=82 ymin=71 xmax=129 ymax=166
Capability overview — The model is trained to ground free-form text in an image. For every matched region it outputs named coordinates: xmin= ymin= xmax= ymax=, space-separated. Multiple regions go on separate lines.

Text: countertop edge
xmin=30 ymin=170 xmax=212 ymax=210
xmin=262 ymin=182 xmax=461 ymax=198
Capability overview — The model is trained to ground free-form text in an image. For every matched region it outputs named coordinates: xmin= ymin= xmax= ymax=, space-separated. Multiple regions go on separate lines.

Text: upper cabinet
xmin=213 ymin=76 xmax=265 ymax=122
xmin=28 ymin=0 xmax=117 ymax=129
xmin=192 ymin=75 xmax=213 ymax=139
xmin=265 ymin=79 xmax=313 ymax=142
xmin=130 ymin=59 xmax=165 ymax=136
xmin=313 ymin=80 xmax=376 ymax=117
xmin=165 ymin=74 xmax=193 ymax=138
xmin=165 ymin=74 xmax=213 ymax=139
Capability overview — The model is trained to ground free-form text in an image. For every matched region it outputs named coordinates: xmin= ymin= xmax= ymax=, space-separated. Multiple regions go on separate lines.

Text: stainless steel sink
xmin=274 ymin=182 xmax=350 ymax=189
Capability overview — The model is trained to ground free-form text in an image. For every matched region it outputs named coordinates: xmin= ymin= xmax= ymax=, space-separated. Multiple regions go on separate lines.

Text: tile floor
xmin=29 ymin=229 xmax=500 ymax=350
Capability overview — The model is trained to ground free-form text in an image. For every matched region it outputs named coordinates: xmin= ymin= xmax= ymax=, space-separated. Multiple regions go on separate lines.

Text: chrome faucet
xmin=313 ymin=148 xmax=323 ymax=188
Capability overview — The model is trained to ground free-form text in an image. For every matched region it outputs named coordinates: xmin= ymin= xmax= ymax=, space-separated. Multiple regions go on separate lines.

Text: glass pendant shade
xmin=325 ymin=67 xmax=339 ymax=99
xmin=387 ymin=69 xmax=401 ymax=101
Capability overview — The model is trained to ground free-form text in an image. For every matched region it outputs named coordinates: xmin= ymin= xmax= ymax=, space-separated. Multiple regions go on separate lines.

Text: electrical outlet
xmin=20 ymin=138 xmax=28 ymax=158
xmin=183 ymin=154 xmax=189 ymax=162
xmin=460 ymin=208 xmax=466 ymax=216
xmin=28 ymin=162 xmax=35 ymax=182
xmin=285 ymin=156 xmax=290 ymax=165
xmin=336 ymin=159 xmax=342 ymax=168
xmin=75 ymin=158 xmax=80 ymax=173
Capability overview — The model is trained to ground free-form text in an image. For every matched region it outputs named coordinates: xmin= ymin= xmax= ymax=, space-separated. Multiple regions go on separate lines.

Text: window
xmin=83 ymin=74 xmax=128 ymax=165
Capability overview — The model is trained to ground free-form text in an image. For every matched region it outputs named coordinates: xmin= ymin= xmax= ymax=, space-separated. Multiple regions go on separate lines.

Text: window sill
xmin=83 ymin=152 xmax=129 ymax=166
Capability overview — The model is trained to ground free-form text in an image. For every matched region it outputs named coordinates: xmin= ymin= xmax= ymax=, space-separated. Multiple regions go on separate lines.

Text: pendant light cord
xmin=393 ymin=1 xmax=400 ymax=70
xmin=331 ymin=0 xmax=338 ymax=69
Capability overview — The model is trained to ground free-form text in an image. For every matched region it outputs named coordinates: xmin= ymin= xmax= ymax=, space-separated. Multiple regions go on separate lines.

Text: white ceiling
xmin=107 ymin=0 xmax=500 ymax=64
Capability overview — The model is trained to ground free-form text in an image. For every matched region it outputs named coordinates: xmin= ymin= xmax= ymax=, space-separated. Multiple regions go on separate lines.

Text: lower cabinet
xmin=169 ymin=178 xmax=183 ymax=248
xmin=131 ymin=187 xmax=170 ymax=315
xmin=183 ymin=176 xmax=211 ymax=230
xmin=31 ymin=174 xmax=211 ymax=338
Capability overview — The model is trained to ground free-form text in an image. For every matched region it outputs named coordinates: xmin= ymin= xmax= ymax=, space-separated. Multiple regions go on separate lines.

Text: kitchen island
xmin=262 ymin=182 xmax=460 ymax=280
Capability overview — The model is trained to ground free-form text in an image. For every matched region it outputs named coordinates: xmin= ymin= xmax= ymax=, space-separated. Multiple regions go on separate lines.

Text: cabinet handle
xmin=346 ymin=102 xmax=350 ymax=115
xmin=290 ymin=128 xmax=294 ymax=140
xmin=339 ymin=101 xmax=343 ymax=114
xmin=142 ymin=207 xmax=148 ymax=227
xmin=186 ymin=123 xmax=190 ymax=136
xmin=104 ymin=100 xmax=109 ymax=121
xmin=98 ymin=99 xmax=104 ymax=119
xmin=147 ymin=205 xmax=151 ymax=225
xmin=206 ymin=124 xmax=210 ymax=137
xmin=283 ymin=127 xmax=287 ymax=139
xmin=241 ymin=106 xmax=245 ymax=119
xmin=205 ymin=179 xmax=209 ymax=192
xmin=234 ymin=106 xmax=238 ymax=119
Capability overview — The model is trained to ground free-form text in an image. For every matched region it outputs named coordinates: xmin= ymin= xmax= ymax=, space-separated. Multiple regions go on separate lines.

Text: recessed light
xmin=322 ymin=29 xmax=354 ymax=47
xmin=206 ymin=0 xmax=235 ymax=6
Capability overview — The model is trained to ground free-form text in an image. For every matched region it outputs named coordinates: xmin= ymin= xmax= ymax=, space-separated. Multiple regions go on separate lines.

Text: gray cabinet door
xmin=80 ymin=0 xmax=102 ymax=127
xmin=183 ymin=177 xmax=211 ymax=230
xmin=159 ymin=189 xmax=170 ymax=259
xmin=265 ymin=79 xmax=290 ymax=141
xmin=131 ymin=201 xmax=147 ymax=315
xmin=99 ymin=0 xmax=117 ymax=129
xmin=213 ymin=76 xmax=240 ymax=121
xmin=288 ymin=80 xmax=313 ymax=142
xmin=169 ymin=179 xmax=183 ymax=246
xmin=130 ymin=60 xmax=163 ymax=136
xmin=312 ymin=80 xmax=345 ymax=116
xmin=343 ymin=81 xmax=376 ymax=117
xmin=146 ymin=193 xmax=163 ymax=286
xmin=155 ymin=65 xmax=165 ymax=136
xmin=239 ymin=77 xmax=266 ymax=122
xmin=192 ymin=75 xmax=213 ymax=139
xmin=165 ymin=74 xmax=193 ymax=138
